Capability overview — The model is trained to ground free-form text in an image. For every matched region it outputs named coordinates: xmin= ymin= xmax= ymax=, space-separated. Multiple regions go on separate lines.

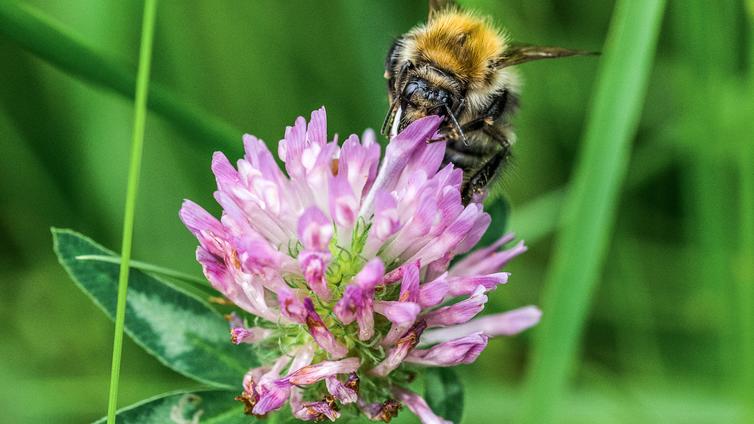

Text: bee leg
xmin=434 ymin=90 xmax=515 ymax=144
xmin=461 ymin=122 xmax=512 ymax=204
xmin=430 ymin=115 xmax=502 ymax=143
xmin=462 ymin=149 xmax=507 ymax=204
xmin=430 ymin=117 xmax=481 ymax=144
xmin=460 ymin=116 xmax=497 ymax=133
xmin=429 ymin=103 xmax=467 ymax=144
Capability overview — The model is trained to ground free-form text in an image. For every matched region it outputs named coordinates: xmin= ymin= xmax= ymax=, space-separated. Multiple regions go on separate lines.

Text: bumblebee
xmin=383 ymin=0 xmax=593 ymax=203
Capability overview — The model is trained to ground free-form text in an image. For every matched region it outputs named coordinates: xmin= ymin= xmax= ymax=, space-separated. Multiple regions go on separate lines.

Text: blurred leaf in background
xmin=1 ymin=0 xmax=752 ymax=423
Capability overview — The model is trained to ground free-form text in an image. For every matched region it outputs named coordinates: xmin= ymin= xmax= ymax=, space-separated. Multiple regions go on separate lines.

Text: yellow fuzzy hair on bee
xmin=411 ymin=9 xmax=507 ymax=85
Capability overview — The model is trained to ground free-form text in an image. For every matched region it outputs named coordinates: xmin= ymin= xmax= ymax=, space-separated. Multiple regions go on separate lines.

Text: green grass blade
xmin=740 ymin=4 xmax=754 ymax=419
xmin=107 ymin=1 xmax=157 ymax=422
xmin=518 ymin=1 xmax=666 ymax=422
xmin=0 ymin=1 xmax=239 ymax=151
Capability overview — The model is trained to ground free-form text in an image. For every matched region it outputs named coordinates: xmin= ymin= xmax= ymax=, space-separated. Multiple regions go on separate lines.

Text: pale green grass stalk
xmin=106 ymin=1 xmax=157 ymax=423
xmin=0 ymin=1 xmax=239 ymax=151
xmin=739 ymin=4 xmax=754 ymax=419
xmin=518 ymin=1 xmax=666 ymax=422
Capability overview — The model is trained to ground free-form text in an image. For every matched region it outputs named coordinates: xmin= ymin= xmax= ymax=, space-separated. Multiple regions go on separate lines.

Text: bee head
xmin=401 ymin=68 xmax=466 ymax=132
xmin=402 ymin=77 xmax=453 ymax=113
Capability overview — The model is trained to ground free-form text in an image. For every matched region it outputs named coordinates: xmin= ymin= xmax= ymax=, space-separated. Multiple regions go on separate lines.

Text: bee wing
xmin=497 ymin=43 xmax=598 ymax=68
xmin=429 ymin=0 xmax=458 ymax=16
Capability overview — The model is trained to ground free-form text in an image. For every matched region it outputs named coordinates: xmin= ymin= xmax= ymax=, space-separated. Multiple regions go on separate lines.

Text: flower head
xmin=181 ymin=107 xmax=538 ymax=423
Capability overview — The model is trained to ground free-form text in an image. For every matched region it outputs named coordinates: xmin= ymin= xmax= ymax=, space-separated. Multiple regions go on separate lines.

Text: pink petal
xmin=418 ymin=275 xmax=450 ymax=308
xmin=405 ymin=203 xmax=484 ymax=266
xmin=450 ymin=238 xmax=525 ymax=277
xmin=297 ymin=207 xmax=333 ymax=251
xmin=373 ymin=190 xmax=400 ymax=240
xmin=242 ymin=134 xmax=288 ymax=185
xmin=211 ymin=151 xmax=241 ymax=192
xmin=376 ymin=299 xmax=421 ymax=347
xmin=421 ymin=306 xmax=542 ymax=344
xmin=303 ymin=298 xmax=349 ymax=358
xmin=279 ymin=116 xmax=308 ymax=178
xmin=287 ymin=343 xmax=316 ymax=375
xmin=230 ymin=325 xmax=273 ymax=345
xmin=298 ymin=250 xmax=332 ymax=301
xmin=251 ymin=380 xmax=291 ymax=415
xmin=325 ymin=374 xmax=358 ymax=404
xmin=328 ymin=174 xmax=359 ymax=228
xmin=294 ymin=399 xmax=340 ymax=421
xmin=370 ymin=321 xmax=426 ymax=377
xmin=424 ymin=286 xmax=488 ymax=327
xmin=307 ymin=107 xmax=328 ymax=145
xmin=407 ymin=333 xmax=488 ymax=366
xmin=195 ymin=247 xmax=232 ymax=292
xmin=334 ymin=258 xmax=384 ymax=340
xmin=393 ymin=387 xmax=452 ymax=424
xmin=452 ymin=212 xmax=492 ymax=256
xmin=446 ymin=272 xmax=510 ymax=297
xmin=179 ymin=200 xmax=224 ymax=245
xmin=399 ymin=263 xmax=420 ymax=302
xmin=277 ymin=287 xmax=307 ymax=323
xmin=234 ymin=235 xmax=284 ymax=278
xmin=287 ymin=357 xmax=361 ymax=385
xmin=360 ymin=116 xmax=443 ymax=216
xmin=339 ymin=133 xmax=381 ymax=199
xmin=375 ymin=300 xmax=421 ymax=324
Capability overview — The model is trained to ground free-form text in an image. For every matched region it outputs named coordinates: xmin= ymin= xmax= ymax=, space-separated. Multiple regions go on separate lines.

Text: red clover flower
xmin=180 ymin=107 xmax=540 ymax=423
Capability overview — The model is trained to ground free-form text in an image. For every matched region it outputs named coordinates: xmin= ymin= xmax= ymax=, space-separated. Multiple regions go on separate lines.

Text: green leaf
xmin=74 ymin=254 xmax=219 ymax=300
xmin=424 ymin=367 xmax=464 ymax=423
xmin=481 ymin=196 xmax=510 ymax=247
xmin=93 ymin=389 xmax=248 ymax=424
xmin=0 ymin=1 xmax=241 ymax=153
xmin=52 ymin=228 xmax=257 ymax=388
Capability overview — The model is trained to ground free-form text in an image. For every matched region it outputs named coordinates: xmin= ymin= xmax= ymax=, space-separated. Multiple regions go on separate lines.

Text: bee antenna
xmin=443 ymin=103 xmax=468 ymax=145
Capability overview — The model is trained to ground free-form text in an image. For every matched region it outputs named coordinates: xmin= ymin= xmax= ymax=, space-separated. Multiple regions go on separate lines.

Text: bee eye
xmin=404 ymin=82 xmax=417 ymax=96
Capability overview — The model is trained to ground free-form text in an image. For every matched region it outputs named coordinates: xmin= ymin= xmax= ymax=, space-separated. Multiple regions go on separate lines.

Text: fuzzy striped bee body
xmin=383 ymin=0 xmax=593 ymax=203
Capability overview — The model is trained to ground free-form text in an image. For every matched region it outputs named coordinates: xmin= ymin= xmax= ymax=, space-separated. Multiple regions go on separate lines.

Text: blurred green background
xmin=1 ymin=0 xmax=752 ymax=423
